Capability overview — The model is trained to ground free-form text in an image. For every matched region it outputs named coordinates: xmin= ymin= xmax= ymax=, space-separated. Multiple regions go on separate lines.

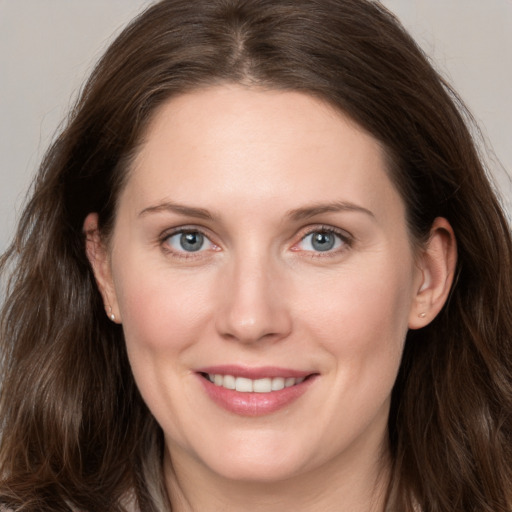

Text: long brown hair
xmin=1 ymin=1 xmax=511 ymax=510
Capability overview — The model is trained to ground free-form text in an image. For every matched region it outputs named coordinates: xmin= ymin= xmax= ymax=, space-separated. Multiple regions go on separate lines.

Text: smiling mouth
xmin=201 ymin=373 xmax=311 ymax=393
xmin=197 ymin=369 xmax=318 ymax=416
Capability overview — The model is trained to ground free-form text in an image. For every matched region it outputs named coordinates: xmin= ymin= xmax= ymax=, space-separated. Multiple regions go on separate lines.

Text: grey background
xmin=1 ymin=0 xmax=511 ymax=252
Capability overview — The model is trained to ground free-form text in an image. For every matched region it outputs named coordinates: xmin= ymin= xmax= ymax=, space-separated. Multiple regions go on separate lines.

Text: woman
xmin=0 ymin=0 xmax=511 ymax=510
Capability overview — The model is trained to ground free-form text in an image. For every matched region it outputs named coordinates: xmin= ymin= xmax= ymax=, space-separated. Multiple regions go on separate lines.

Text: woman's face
xmin=93 ymin=85 xmax=429 ymax=483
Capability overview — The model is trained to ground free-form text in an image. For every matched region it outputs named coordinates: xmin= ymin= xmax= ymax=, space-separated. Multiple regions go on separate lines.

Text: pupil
xmin=180 ymin=232 xmax=204 ymax=252
xmin=312 ymin=232 xmax=335 ymax=251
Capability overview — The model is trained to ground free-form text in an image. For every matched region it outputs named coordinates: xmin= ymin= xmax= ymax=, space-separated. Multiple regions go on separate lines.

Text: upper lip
xmin=195 ymin=365 xmax=316 ymax=380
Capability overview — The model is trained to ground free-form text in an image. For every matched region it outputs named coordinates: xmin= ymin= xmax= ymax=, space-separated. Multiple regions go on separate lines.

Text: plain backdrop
xmin=1 ymin=0 xmax=511 ymax=253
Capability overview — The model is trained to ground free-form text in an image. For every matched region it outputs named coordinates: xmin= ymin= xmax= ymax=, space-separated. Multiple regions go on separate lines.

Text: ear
xmin=408 ymin=217 xmax=457 ymax=329
xmin=84 ymin=213 xmax=122 ymax=323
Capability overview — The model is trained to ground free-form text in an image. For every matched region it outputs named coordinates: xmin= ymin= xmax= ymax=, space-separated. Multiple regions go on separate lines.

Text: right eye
xmin=163 ymin=230 xmax=215 ymax=253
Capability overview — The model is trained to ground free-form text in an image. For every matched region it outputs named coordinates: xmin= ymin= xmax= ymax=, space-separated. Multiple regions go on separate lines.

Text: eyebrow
xmin=138 ymin=202 xmax=215 ymax=220
xmin=138 ymin=200 xmax=375 ymax=222
xmin=286 ymin=201 xmax=375 ymax=221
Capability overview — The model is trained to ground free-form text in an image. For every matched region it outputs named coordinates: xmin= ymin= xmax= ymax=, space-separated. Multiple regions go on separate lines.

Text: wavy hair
xmin=1 ymin=1 xmax=511 ymax=510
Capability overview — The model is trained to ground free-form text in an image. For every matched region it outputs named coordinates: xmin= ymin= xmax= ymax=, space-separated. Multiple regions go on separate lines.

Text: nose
xmin=215 ymin=253 xmax=292 ymax=345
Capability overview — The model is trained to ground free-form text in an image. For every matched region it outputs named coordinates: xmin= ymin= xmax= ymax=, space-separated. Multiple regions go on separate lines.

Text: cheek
xmin=111 ymin=266 xmax=217 ymax=424
xmin=297 ymin=257 xmax=414 ymax=370
xmin=114 ymin=264 xmax=215 ymax=351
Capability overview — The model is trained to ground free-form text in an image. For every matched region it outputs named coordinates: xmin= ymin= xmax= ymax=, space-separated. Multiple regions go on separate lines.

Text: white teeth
xmin=235 ymin=377 xmax=253 ymax=392
xmin=253 ymin=378 xmax=272 ymax=393
xmin=271 ymin=377 xmax=285 ymax=391
xmin=206 ymin=374 xmax=306 ymax=393
xmin=223 ymin=375 xmax=236 ymax=390
xmin=285 ymin=377 xmax=296 ymax=388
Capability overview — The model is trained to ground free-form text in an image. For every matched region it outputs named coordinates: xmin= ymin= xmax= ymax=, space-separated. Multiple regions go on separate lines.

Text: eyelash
xmin=159 ymin=225 xmax=353 ymax=259
xmin=292 ymin=225 xmax=353 ymax=257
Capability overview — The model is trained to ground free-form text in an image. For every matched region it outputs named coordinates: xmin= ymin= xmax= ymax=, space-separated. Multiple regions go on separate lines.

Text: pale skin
xmin=85 ymin=85 xmax=457 ymax=511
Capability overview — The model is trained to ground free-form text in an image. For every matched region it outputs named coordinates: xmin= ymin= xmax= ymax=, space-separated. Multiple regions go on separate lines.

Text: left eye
xmin=297 ymin=230 xmax=345 ymax=252
xmin=165 ymin=231 xmax=214 ymax=252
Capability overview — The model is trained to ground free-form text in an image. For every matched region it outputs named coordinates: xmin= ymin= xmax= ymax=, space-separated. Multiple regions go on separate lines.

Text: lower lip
xmin=198 ymin=374 xmax=316 ymax=417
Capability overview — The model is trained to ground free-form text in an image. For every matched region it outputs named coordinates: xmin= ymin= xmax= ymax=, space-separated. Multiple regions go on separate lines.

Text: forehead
xmin=122 ymin=85 xmax=404 ymax=224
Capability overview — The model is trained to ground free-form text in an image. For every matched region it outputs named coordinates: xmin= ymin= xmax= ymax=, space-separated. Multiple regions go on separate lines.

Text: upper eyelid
xmin=160 ymin=225 xmax=212 ymax=240
xmin=296 ymin=224 xmax=353 ymax=241
xmin=159 ymin=223 xmax=351 ymax=236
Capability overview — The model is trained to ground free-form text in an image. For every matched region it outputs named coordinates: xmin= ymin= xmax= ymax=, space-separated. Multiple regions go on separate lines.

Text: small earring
xmin=418 ymin=312 xmax=427 ymax=318
xmin=108 ymin=307 xmax=115 ymax=322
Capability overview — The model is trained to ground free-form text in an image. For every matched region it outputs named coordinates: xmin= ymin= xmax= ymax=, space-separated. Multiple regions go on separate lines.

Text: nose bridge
xmin=216 ymin=246 xmax=291 ymax=344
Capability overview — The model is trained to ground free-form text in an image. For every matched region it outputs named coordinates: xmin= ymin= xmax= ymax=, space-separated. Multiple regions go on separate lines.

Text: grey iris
xmin=180 ymin=232 xmax=204 ymax=252
xmin=312 ymin=232 xmax=335 ymax=251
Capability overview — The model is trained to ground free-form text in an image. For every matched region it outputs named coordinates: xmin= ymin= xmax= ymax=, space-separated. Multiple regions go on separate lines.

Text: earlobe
xmin=408 ymin=217 xmax=457 ymax=330
xmin=83 ymin=213 xmax=121 ymax=323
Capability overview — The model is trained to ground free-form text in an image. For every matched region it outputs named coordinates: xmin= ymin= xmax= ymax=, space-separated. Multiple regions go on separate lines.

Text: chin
xmin=208 ymin=457 xmax=308 ymax=484
xmin=179 ymin=430 xmax=310 ymax=483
